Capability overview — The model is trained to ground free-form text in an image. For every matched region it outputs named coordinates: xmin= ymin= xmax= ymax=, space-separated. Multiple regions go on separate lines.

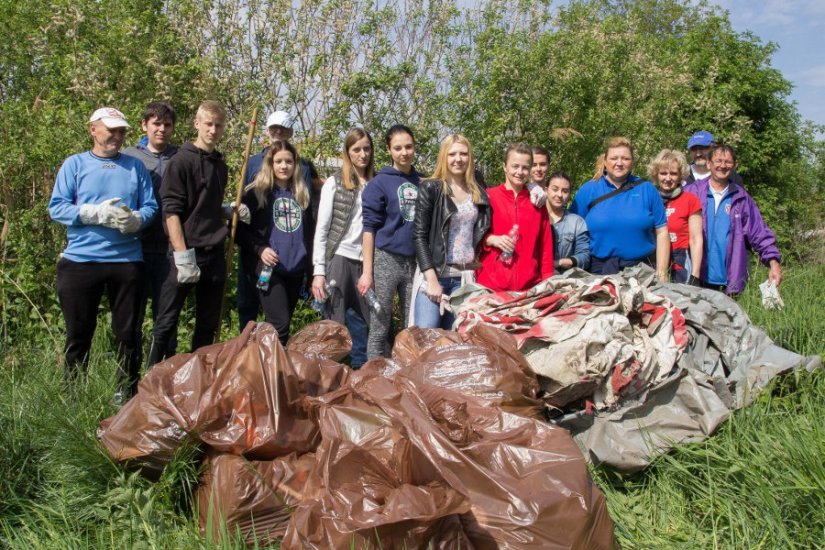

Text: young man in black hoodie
xmin=146 ymin=100 xmax=229 ymax=367
xmin=123 ymin=101 xmax=179 ymax=364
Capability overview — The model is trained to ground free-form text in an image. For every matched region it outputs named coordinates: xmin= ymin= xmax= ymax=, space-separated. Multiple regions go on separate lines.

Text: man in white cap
xmin=48 ymin=107 xmax=158 ymax=399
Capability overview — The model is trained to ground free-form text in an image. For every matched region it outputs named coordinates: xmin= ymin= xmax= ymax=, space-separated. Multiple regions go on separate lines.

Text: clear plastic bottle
xmin=311 ymin=279 xmax=337 ymax=316
xmin=256 ymin=265 xmax=274 ymax=290
xmin=499 ymin=224 xmax=519 ymax=265
xmin=364 ymin=287 xmax=381 ymax=314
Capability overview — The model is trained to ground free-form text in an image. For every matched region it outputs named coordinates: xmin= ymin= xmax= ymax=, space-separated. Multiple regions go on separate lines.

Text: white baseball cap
xmin=265 ymin=110 xmax=295 ymax=129
xmin=88 ymin=107 xmax=130 ymax=129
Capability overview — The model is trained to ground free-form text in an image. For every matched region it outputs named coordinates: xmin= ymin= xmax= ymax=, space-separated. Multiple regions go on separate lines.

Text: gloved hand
xmin=527 ymin=182 xmax=547 ymax=208
xmin=78 ymin=197 xmax=122 ymax=227
xmin=173 ymin=249 xmax=201 ymax=284
xmin=687 ymin=274 xmax=702 ymax=287
xmin=439 ymin=295 xmax=452 ymax=316
xmin=223 ymin=201 xmax=251 ymax=224
xmin=112 ymin=205 xmax=142 ymax=234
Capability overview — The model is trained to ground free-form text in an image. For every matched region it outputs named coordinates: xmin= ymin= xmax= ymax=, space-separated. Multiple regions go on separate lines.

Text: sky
xmin=714 ymin=0 xmax=825 ymax=130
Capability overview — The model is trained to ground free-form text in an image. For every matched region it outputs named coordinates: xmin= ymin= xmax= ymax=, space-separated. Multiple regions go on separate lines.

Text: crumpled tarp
xmin=453 ymin=266 xmax=821 ymax=472
xmin=99 ymin=320 xmax=616 ymax=548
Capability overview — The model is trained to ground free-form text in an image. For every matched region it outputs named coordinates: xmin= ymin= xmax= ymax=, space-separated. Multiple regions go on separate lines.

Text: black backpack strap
xmin=587 ymin=180 xmax=643 ymax=211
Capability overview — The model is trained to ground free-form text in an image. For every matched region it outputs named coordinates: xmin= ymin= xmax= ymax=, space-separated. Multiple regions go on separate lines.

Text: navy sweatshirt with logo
xmin=361 ymin=165 xmax=421 ymax=257
xmin=237 ymin=184 xmax=315 ymax=278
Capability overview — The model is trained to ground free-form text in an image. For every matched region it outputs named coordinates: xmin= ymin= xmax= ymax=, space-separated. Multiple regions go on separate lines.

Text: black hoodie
xmin=160 ymin=142 xmax=228 ymax=248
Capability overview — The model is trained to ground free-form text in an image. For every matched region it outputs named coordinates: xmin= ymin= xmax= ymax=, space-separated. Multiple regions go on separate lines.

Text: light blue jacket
xmin=552 ymin=209 xmax=591 ymax=271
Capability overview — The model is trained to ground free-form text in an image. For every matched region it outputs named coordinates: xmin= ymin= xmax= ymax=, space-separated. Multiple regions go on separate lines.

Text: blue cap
xmin=687 ymin=130 xmax=714 ymax=149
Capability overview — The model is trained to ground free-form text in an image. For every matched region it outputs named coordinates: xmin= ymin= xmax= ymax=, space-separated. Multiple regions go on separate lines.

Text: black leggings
xmin=255 ymin=271 xmax=304 ymax=346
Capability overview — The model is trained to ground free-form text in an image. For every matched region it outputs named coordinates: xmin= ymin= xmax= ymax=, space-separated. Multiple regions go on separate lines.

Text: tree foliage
xmin=0 ymin=0 xmax=822 ymax=343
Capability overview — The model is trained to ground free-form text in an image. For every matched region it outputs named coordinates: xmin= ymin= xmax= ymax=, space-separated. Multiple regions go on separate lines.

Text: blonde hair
xmin=430 ymin=134 xmax=482 ymax=203
xmin=647 ymin=149 xmax=689 ymax=184
xmin=250 ymin=140 xmax=309 ymax=210
xmin=592 ymin=136 xmax=634 ymax=180
xmin=196 ymin=100 xmax=225 ymax=120
xmin=341 ymin=128 xmax=375 ymax=191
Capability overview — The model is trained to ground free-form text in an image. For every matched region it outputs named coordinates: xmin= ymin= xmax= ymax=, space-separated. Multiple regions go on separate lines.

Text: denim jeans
xmin=346 ymin=308 xmax=368 ymax=368
xmin=413 ymin=276 xmax=463 ymax=330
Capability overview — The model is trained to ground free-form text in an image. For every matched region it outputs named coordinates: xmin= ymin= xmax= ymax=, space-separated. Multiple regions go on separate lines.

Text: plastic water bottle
xmin=256 ymin=265 xmax=274 ymax=290
xmin=311 ymin=279 xmax=337 ymax=316
xmin=499 ymin=224 xmax=519 ymax=266
xmin=364 ymin=288 xmax=381 ymax=314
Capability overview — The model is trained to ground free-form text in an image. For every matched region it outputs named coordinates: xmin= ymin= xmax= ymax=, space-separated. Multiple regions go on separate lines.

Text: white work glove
xmin=78 ymin=197 xmax=122 ymax=227
xmin=223 ymin=201 xmax=251 ymax=224
xmin=112 ymin=204 xmax=142 ymax=234
xmin=527 ymin=182 xmax=547 ymax=208
xmin=439 ymin=295 xmax=452 ymax=316
xmin=173 ymin=249 xmax=201 ymax=284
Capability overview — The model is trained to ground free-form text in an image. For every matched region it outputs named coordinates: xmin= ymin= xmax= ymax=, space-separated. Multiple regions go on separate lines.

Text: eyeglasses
xmin=712 ymin=160 xmax=735 ymax=167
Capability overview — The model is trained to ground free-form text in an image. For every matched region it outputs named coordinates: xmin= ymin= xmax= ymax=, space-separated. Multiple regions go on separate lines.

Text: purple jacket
xmin=684 ymin=177 xmax=780 ymax=294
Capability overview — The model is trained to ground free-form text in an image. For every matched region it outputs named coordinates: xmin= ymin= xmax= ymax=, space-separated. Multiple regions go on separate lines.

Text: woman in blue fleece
xmin=237 ymin=140 xmax=314 ymax=345
xmin=360 ymin=125 xmax=421 ymax=358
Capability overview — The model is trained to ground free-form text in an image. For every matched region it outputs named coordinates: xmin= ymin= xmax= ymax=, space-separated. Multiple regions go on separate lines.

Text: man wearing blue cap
xmin=684 ymin=130 xmax=743 ymax=186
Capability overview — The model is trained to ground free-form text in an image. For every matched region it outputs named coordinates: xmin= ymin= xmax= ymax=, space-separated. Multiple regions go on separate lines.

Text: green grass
xmin=0 ymin=264 xmax=822 ymax=548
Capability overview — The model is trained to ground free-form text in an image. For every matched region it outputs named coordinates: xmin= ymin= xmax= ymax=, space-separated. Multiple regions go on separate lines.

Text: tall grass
xmin=0 ymin=265 xmax=822 ymax=548
xmin=597 ymin=264 xmax=825 ymax=549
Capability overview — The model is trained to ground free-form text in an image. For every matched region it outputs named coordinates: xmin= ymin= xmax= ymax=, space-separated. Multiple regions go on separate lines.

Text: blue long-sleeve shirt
xmin=48 ymin=151 xmax=158 ymax=262
xmin=361 ymin=165 xmax=420 ymax=257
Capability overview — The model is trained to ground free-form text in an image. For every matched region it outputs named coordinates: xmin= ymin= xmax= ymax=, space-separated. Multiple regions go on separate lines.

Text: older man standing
xmin=49 ymin=107 xmax=158 ymax=397
xmin=684 ymin=144 xmax=781 ymax=295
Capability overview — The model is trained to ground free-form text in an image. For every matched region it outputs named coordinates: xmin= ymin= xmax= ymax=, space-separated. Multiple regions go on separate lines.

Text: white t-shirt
xmin=312 ymin=175 xmax=364 ymax=276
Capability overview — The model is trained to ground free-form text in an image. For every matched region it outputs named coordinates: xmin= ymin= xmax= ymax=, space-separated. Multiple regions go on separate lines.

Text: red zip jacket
xmin=477 ymin=183 xmax=554 ymax=291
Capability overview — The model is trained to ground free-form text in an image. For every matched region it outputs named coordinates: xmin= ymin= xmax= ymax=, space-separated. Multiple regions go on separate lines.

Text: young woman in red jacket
xmin=477 ymin=143 xmax=554 ymax=291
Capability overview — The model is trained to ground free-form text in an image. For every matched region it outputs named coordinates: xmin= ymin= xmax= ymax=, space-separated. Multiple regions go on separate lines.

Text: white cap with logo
xmin=88 ymin=107 xmax=130 ymax=129
xmin=265 ymin=110 xmax=295 ymax=129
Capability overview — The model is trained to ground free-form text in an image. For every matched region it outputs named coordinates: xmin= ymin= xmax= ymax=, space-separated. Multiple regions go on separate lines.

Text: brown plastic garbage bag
xmin=194 ymin=323 xmax=320 ymax=458
xmin=198 ymin=452 xmax=315 ymax=546
xmin=97 ymin=323 xmax=258 ymax=477
xmin=282 ymin=369 xmax=615 ymax=549
xmin=391 ymin=325 xmax=543 ymax=418
xmin=288 ymin=320 xmax=352 ymax=362
xmin=98 ymin=322 xmax=349 ymax=475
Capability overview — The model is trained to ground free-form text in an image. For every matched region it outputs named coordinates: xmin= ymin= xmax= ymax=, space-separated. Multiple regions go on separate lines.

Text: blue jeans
xmin=413 ymin=276 xmax=462 ymax=330
xmin=346 ymin=308 xmax=368 ymax=368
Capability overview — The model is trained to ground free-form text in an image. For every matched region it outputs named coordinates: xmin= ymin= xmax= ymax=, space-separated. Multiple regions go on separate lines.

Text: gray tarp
xmin=454 ymin=266 xmax=821 ymax=472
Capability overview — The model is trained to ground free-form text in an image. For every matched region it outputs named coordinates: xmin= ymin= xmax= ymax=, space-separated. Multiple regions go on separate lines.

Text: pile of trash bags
xmin=98 ymin=266 xmax=820 ymax=546
xmin=452 ymin=266 xmax=821 ymax=472
xmin=98 ymin=321 xmax=616 ymax=548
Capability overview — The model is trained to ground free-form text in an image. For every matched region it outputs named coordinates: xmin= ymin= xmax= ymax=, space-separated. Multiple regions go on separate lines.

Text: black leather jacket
xmin=413 ymin=178 xmax=491 ymax=274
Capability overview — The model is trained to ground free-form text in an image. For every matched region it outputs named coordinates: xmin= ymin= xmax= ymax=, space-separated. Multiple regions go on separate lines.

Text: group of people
xmin=48 ymin=101 xmax=782 ymax=400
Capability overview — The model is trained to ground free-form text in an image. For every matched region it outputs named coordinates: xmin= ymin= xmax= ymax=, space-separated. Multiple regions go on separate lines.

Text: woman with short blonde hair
xmin=647 ymin=149 xmax=702 ymax=284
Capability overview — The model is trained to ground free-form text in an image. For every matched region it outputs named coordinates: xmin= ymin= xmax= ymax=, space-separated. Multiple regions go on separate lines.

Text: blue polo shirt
xmin=570 ymin=175 xmax=666 ymax=260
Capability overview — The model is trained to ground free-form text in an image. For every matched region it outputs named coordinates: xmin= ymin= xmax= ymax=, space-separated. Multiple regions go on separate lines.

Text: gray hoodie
xmin=123 ymin=144 xmax=178 ymax=253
